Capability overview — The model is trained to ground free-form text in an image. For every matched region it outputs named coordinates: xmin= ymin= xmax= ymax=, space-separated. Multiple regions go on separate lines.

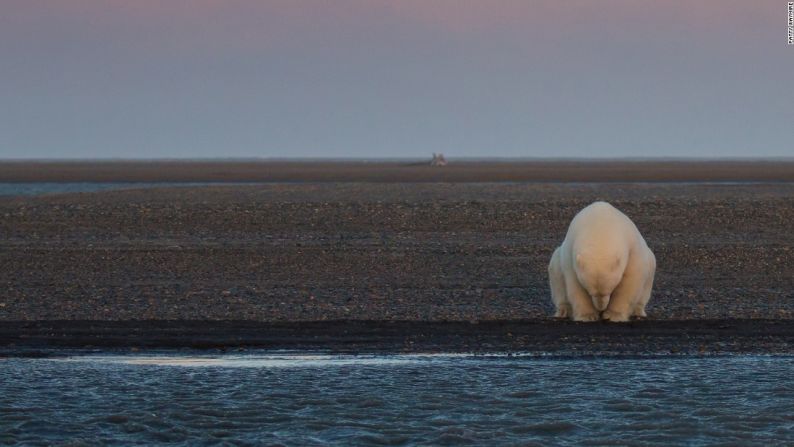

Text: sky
xmin=0 ymin=0 xmax=792 ymax=159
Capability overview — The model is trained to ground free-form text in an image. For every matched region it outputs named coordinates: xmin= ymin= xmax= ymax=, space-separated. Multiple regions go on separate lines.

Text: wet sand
xmin=3 ymin=320 xmax=794 ymax=356
xmin=2 ymin=162 xmax=794 ymax=354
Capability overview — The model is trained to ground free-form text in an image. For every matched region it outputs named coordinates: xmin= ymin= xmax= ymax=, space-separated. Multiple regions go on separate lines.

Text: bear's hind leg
xmin=632 ymin=252 xmax=656 ymax=319
xmin=631 ymin=276 xmax=651 ymax=318
xmin=548 ymin=248 xmax=570 ymax=319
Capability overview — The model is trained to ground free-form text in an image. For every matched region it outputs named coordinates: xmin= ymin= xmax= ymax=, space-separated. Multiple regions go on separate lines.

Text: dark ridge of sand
xmin=3 ymin=160 xmax=794 ymax=183
xmin=2 ymin=320 xmax=794 ymax=356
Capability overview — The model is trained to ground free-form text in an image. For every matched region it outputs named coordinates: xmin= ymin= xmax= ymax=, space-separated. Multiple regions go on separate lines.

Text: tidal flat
xmin=1 ymin=167 xmax=794 ymax=354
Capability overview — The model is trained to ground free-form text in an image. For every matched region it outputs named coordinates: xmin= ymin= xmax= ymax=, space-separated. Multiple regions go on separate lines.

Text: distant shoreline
xmin=4 ymin=160 xmax=794 ymax=183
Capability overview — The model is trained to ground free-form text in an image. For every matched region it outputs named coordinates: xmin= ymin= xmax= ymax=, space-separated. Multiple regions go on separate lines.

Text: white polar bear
xmin=548 ymin=201 xmax=656 ymax=322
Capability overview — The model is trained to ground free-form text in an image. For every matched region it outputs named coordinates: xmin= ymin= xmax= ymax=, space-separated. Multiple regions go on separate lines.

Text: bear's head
xmin=574 ymin=252 xmax=626 ymax=311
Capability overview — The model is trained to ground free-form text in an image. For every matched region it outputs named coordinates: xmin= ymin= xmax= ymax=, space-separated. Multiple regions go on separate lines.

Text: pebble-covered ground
xmin=1 ymin=182 xmax=793 ymax=322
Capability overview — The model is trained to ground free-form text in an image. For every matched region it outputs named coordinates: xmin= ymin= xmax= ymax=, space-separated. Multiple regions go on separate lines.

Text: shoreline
xmin=3 ymin=319 xmax=794 ymax=357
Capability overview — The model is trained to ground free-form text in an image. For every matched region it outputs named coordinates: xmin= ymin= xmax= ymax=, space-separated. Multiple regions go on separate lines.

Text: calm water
xmin=0 ymin=182 xmax=168 ymax=196
xmin=1 ymin=354 xmax=793 ymax=446
xmin=0 ymin=182 xmax=262 ymax=196
xmin=1 ymin=181 xmax=789 ymax=197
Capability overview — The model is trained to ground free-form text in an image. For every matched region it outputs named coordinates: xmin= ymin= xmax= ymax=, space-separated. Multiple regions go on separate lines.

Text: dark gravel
xmin=1 ymin=182 xmax=793 ymax=323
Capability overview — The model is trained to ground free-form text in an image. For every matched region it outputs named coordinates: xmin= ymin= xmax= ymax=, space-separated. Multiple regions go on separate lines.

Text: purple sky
xmin=1 ymin=0 xmax=791 ymax=159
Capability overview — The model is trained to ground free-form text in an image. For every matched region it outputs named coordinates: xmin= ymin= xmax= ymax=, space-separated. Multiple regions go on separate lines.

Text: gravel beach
xmin=2 ymin=169 xmax=794 ymax=353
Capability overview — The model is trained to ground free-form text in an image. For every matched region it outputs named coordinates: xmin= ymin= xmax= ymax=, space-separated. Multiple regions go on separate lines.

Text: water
xmin=1 ymin=354 xmax=793 ymax=445
xmin=2 ymin=181 xmax=789 ymax=197
xmin=0 ymin=182 xmax=259 ymax=196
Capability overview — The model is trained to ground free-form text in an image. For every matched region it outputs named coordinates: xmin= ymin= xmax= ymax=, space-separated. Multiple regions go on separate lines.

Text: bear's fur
xmin=548 ymin=201 xmax=656 ymax=322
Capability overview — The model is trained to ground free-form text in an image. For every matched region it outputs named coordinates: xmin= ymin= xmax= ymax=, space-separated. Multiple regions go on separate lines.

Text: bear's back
xmin=566 ymin=201 xmax=637 ymax=257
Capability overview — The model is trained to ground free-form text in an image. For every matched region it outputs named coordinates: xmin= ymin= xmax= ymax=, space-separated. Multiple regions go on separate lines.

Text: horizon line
xmin=3 ymin=156 xmax=794 ymax=163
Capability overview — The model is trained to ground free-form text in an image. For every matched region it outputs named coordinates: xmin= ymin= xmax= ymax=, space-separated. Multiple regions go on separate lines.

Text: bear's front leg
xmin=565 ymin=275 xmax=600 ymax=322
xmin=602 ymin=287 xmax=635 ymax=322
xmin=602 ymin=261 xmax=646 ymax=322
xmin=602 ymin=307 xmax=631 ymax=322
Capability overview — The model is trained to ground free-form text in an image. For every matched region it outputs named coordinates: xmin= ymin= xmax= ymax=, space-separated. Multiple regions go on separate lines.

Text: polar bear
xmin=548 ymin=201 xmax=656 ymax=322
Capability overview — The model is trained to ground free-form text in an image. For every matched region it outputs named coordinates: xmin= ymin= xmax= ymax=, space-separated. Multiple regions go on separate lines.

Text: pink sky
xmin=1 ymin=1 xmax=791 ymax=158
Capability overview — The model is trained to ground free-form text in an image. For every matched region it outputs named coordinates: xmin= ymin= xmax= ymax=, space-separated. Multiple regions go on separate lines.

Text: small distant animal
xmin=548 ymin=201 xmax=656 ymax=322
xmin=430 ymin=153 xmax=447 ymax=166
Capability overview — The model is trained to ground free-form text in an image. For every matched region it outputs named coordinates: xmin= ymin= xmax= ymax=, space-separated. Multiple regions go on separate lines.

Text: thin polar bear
xmin=548 ymin=201 xmax=656 ymax=322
